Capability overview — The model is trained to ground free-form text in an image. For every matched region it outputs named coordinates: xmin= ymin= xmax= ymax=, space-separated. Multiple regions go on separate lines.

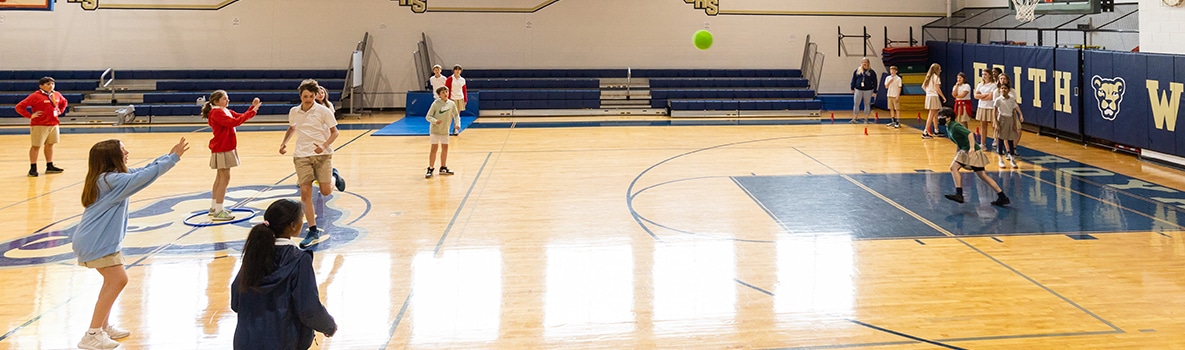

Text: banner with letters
xmin=929 ymin=42 xmax=1185 ymax=159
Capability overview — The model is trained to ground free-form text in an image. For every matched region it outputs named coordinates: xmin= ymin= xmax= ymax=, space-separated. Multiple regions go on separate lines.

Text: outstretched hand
xmin=171 ymin=137 xmax=190 ymax=158
xmin=251 ymin=98 xmax=262 ymax=111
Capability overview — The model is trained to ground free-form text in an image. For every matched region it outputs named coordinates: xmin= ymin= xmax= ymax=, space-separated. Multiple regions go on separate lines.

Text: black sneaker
xmin=27 ymin=168 xmax=38 ymax=177
xmin=991 ymin=194 xmax=1011 ymax=206
xmin=439 ymin=167 xmax=454 ymax=176
xmin=425 ymin=167 xmax=434 ymax=178
xmin=45 ymin=165 xmax=64 ymax=174
xmin=944 ymin=194 xmax=965 ymax=203
xmin=299 ymin=227 xmax=322 ymax=249
xmin=921 ymin=133 xmax=933 ymax=139
xmin=332 ymin=168 xmax=346 ymax=192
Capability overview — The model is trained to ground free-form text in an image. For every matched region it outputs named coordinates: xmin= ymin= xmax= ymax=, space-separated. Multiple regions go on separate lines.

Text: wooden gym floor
xmin=2 ymin=112 xmax=1185 ymax=349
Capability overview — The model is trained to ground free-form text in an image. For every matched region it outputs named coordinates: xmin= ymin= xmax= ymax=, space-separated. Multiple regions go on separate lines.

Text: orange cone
xmin=830 ymin=112 xmax=835 ymax=123
xmin=875 ymin=111 xmax=879 ymax=123
xmin=864 ymin=127 xmax=869 ymax=136
xmin=917 ymin=112 xmax=922 ymax=121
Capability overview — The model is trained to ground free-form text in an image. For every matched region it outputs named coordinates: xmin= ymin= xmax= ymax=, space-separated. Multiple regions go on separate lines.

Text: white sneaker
xmin=104 ymin=325 xmax=131 ymax=339
xmin=998 ymin=157 xmax=1005 ymax=167
xmin=78 ymin=331 xmax=120 ymax=349
xmin=1008 ymin=155 xmax=1018 ymax=168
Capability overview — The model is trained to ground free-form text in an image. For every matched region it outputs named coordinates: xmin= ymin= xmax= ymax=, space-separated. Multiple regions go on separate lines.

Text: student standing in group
xmin=428 ymin=64 xmax=448 ymax=93
xmin=445 ymin=65 xmax=468 ymax=114
xmin=994 ymin=83 xmax=1024 ymax=168
xmin=850 ymin=58 xmax=878 ymax=124
xmin=15 ymin=77 xmax=68 ymax=177
xmin=279 ymin=80 xmax=345 ymax=249
xmin=973 ymin=69 xmax=998 ymax=148
xmin=883 ymin=66 xmax=903 ymax=128
xmin=231 ymin=199 xmax=337 ymax=350
xmin=921 ymin=64 xmax=947 ymax=139
xmin=994 ymin=72 xmax=1017 ymax=156
xmin=202 ymin=90 xmax=262 ymax=221
xmin=952 ymin=72 xmax=973 ymax=126
xmin=75 ymin=138 xmax=189 ymax=350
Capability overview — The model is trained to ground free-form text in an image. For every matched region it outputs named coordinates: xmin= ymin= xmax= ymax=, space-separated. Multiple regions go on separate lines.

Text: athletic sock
xmin=213 ymin=202 xmax=223 ymax=211
xmin=956 ymin=187 xmax=964 ymax=196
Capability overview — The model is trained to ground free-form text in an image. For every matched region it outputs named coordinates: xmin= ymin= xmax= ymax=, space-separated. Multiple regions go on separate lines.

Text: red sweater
xmin=15 ymin=90 xmax=68 ymax=126
xmin=207 ymin=107 xmax=257 ymax=152
xmin=445 ymin=76 xmax=468 ymax=102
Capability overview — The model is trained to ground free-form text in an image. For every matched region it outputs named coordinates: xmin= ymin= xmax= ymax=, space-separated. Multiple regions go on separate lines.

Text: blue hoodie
xmin=72 ymin=153 xmax=179 ymax=263
xmin=231 ymin=241 xmax=336 ymax=350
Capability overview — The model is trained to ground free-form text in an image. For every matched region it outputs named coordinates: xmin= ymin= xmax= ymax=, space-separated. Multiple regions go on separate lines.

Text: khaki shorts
xmin=210 ymin=150 xmax=240 ymax=169
xmin=78 ymin=252 xmax=124 ymax=268
xmin=30 ymin=125 xmax=60 ymax=147
xmin=452 ymin=99 xmax=467 ymax=111
xmin=886 ymin=96 xmax=900 ymax=111
xmin=294 ymin=155 xmax=333 ymax=185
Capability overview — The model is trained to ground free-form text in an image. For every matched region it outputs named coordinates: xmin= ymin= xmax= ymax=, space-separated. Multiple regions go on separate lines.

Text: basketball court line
xmin=633 ymin=175 xmax=777 ymax=243
xmin=627 ymin=132 xmax=864 ymax=241
xmin=761 ymin=144 xmax=1127 ymax=348
xmin=1015 ymin=171 xmax=1185 ymax=230
xmin=791 ymin=144 xmax=1122 ymax=328
xmin=379 ymin=291 xmax=414 ymax=350
xmin=847 ymin=320 xmax=966 ymax=350
xmin=433 ymin=152 xmax=493 ymax=255
xmin=0 ymin=128 xmax=375 ymax=341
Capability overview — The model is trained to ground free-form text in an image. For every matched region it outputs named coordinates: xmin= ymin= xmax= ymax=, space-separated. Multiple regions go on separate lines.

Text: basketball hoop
xmin=1013 ymin=0 xmax=1040 ymax=22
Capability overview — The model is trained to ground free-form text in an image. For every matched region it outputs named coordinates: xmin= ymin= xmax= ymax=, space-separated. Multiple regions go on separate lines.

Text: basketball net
xmin=1013 ymin=0 xmax=1039 ymax=22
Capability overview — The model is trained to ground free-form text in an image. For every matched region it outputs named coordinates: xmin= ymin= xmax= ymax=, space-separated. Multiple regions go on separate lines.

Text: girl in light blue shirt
xmin=73 ymin=137 xmax=188 ymax=350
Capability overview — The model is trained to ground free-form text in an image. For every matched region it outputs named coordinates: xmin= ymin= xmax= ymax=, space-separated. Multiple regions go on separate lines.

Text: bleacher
xmin=458 ymin=68 xmax=821 ymax=118
xmin=2 ymin=69 xmax=345 ymax=124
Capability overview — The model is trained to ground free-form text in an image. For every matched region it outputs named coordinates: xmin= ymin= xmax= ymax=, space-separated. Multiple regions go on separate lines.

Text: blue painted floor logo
xmin=0 ymin=185 xmax=369 ymax=268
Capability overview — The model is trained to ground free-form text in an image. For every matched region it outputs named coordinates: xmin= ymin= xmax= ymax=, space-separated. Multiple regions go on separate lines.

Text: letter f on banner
xmin=1147 ymin=80 xmax=1184 ymax=131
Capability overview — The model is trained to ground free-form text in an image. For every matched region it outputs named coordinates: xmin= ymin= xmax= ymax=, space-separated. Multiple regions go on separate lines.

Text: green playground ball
xmin=693 ymin=30 xmax=713 ymax=50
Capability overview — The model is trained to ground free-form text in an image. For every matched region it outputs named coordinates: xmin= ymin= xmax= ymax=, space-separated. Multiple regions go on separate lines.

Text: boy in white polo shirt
xmin=428 ymin=64 xmax=447 ymax=92
xmin=280 ymin=79 xmax=344 ymax=248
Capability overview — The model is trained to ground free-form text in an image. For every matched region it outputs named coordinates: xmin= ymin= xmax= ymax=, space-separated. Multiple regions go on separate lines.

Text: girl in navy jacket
xmin=232 ymin=199 xmax=337 ymax=349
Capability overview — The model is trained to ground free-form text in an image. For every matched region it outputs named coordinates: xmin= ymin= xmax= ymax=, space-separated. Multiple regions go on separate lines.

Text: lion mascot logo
xmin=1092 ymin=75 xmax=1127 ymax=121
xmin=0 ymin=185 xmax=368 ymax=268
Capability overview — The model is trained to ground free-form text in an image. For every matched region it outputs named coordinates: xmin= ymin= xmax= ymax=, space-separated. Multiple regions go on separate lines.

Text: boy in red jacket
xmin=444 ymin=65 xmax=468 ymax=114
xmin=15 ymin=77 xmax=68 ymax=177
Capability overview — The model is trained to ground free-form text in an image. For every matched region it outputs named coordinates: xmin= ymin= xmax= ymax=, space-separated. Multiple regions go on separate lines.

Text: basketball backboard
xmin=1009 ymin=0 xmax=1107 ymax=15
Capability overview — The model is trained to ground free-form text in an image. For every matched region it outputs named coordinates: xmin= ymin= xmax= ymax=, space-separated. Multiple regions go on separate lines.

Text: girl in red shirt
xmin=201 ymin=90 xmax=261 ymax=221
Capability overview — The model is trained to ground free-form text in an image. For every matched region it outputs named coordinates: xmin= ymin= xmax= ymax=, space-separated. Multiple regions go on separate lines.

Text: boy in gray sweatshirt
xmin=426 ymin=87 xmax=461 ymax=178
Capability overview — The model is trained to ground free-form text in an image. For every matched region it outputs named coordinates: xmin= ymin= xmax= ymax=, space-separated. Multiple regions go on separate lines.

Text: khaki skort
xmin=78 ymin=252 xmax=124 ymax=268
xmin=210 ymin=150 xmax=240 ymax=169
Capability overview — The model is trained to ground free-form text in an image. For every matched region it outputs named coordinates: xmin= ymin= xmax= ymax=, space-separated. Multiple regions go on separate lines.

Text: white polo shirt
xmin=449 ymin=76 xmax=466 ymax=100
xmin=884 ymin=75 xmax=902 ymax=98
xmin=287 ymin=103 xmax=338 ymax=158
xmin=429 ymin=75 xmax=447 ymax=93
